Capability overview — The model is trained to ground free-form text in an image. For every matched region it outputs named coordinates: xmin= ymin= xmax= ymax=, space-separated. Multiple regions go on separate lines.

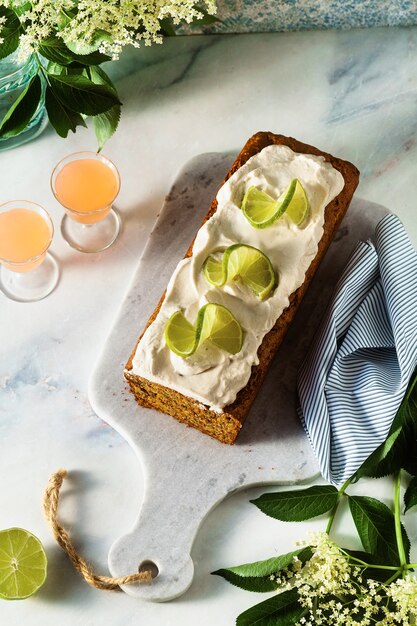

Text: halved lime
xmin=0 ymin=528 xmax=47 ymax=600
xmin=203 ymin=244 xmax=277 ymax=300
xmin=165 ymin=303 xmax=243 ymax=357
xmin=165 ymin=310 xmax=197 ymax=357
xmin=241 ymin=179 xmax=308 ymax=228
xmin=285 ymin=179 xmax=310 ymax=225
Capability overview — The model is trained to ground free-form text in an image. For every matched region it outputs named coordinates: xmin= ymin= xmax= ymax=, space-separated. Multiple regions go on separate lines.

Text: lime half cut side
xmin=0 ymin=528 xmax=47 ymax=600
xmin=241 ymin=180 xmax=297 ymax=228
xmin=198 ymin=303 xmax=243 ymax=355
xmin=203 ymin=255 xmax=224 ymax=287
xmin=165 ymin=304 xmax=243 ymax=357
xmin=164 ymin=310 xmax=197 ymax=357
xmin=286 ymin=179 xmax=310 ymax=225
xmin=204 ymin=244 xmax=277 ymax=300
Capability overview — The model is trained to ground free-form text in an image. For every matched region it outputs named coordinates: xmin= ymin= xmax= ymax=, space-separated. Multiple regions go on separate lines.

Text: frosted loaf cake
xmin=125 ymin=132 xmax=360 ymax=443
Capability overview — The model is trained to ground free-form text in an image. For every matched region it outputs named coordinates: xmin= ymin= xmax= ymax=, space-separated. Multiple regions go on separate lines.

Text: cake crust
xmin=125 ymin=131 xmax=360 ymax=444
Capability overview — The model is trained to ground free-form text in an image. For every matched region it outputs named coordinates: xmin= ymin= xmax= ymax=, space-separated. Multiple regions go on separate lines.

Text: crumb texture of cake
xmin=125 ymin=132 xmax=360 ymax=444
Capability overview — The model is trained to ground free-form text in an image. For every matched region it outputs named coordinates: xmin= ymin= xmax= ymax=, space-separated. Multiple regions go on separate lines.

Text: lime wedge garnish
xmin=164 ymin=311 xmax=197 ymax=357
xmin=203 ymin=244 xmax=277 ymax=300
xmin=285 ymin=179 xmax=310 ymax=225
xmin=0 ymin=528 xmax=47 ymax=600
xmin=165 ymin=303 xmax=243 ymax=357
xmin=203 ymin=254 xmax=224 ymax=287
xmin=241 ymin=179 xmax=308 ymax=228
xmin=198 ymin=303 xmax=243 ymax=355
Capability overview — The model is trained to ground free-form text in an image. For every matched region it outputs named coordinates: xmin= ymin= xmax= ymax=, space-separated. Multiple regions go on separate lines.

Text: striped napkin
xmin=298 ymin=214 xmax=417 ymax=486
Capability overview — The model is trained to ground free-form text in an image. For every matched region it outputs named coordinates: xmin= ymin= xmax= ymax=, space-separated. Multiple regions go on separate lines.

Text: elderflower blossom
xmin=386 ymin=576 xmax=417 ymax=622
xmin=293 ymin=532 xmax=354 ymax=597
xmin=269 ymin=533 xmax=417 ymax=625
xmin=0 ymin=0 xmax=217 ymax=61
xmin=0 ymin=14 xmax=6 ymax=44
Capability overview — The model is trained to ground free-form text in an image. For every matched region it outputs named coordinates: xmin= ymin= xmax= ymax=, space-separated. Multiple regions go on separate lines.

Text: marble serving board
xmin=89 ymin=153 xmax=389 ymax=602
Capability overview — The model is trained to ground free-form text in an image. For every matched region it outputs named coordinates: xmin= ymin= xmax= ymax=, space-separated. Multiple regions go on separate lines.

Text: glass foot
xmin=61 ymin=208 xmax=121 ymax=253
xmin=0 ymin=253 xmax=59 ymax=302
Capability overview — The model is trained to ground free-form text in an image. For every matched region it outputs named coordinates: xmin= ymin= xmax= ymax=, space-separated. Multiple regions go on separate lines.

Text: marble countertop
xmin=1 ymin=26 xmax=417 ymax=626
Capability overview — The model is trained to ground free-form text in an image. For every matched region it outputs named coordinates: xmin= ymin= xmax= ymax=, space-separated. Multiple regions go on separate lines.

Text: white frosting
xmin=130 ymin=145 xmax=345 ymax=411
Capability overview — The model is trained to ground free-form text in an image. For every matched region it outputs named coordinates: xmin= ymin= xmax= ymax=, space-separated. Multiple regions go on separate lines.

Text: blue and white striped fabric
xmin=298 ymin=214 xmax=417 ymax=486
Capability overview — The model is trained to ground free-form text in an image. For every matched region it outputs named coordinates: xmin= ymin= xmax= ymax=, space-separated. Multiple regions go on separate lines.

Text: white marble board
xmin=88 ymin=152 xmax=389 ymax=602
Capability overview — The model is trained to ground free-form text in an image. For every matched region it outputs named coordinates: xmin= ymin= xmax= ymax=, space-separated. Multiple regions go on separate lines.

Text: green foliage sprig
xmin=0 ymin=2 xmax=218 ymax=148
xmin=0 ymin=8 xmax=118 ymax=147
xmin=214 ymin=371 xmax=417 ymax=625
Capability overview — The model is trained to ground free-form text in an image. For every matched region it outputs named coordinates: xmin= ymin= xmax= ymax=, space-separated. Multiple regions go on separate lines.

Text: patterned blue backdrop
xmin=181 ymin=1 xmax=417 ymax=33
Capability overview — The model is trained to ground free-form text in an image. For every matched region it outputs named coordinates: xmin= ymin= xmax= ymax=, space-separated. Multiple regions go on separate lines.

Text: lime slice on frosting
xmin=203 ymin=244 xmax=277 ymax=301
xmin=285 ymin=179 xmax=310 ymax=225
xmin=0 ymin=528 xmax=47 ymax=600
xmin=198 ymin=302 xmax=243 ymax=354
xmin=241 ymin=179 xmax=308 ymax=228
xmin=203 ymin=255 xmax=224 ymax=287
xmin=164 ymin=311 xmax=196 ymax=357
xmin=165 ymin=303 xmax=243 ymax=357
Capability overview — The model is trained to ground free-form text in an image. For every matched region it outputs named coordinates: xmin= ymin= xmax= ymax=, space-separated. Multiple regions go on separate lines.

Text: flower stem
xmin=394 ymin=470 xmax=407 ymax=569
xmin=326 ymin=477 xmax=352 ymax=535
xmin=339 ymin=548 xmax=401 ymax=570
xmin=350 ymin=560 xmax=398 ymax=571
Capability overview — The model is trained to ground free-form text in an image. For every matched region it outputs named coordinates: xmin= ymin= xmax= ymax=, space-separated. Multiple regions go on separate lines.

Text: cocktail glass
xmin=0 ymin=200 xmax=59 ymax=302
xmin=51 ymin=151 xmax=121 ymax=253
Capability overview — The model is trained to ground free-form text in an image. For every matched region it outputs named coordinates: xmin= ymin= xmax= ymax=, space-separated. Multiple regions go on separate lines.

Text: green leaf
xmin=404 ymin=476 xmax=417 ymax=513
xmin=236 ymin=589 xmax=304 ymax=626
xmin=69 ymin=49 xmax=111 ymax=66
xmin=40 ymin=37 xmax=111 ymax=66
xmin=47 ymin=74 xmax=121 ymax=115
xmin=56 ymin=7 xmax=76 ymax=30
xmin=159 ymin=18 xmax=176 ymax=37
xmin=39 ymin=37 xmax=74 ymax=65
xmin=0 ymin=7 xmax=22 ymax=60
xmin=354 ymin=370 xmax=417 ymax=479
xmin=213 ymin=570 xmax=277 ymax=593
xmin=88 ymin=65 xmax=118 ymax=94
xmin=45 ymin=84 xmax=86 ymax=138
xmin=402 ymin=377 xmax=417 ymax=476
xmin=250 ymin=486 xmax=339 ymax=522
xmin=0 ymin=74 xmax=41 ymax=138
xmin=13 ymin=2 xmax=31 ymax=18
xmin=355 ymin=427 xmax=403 ymax=479
xmin=212 ymin=548 xmax=312 ymax=593
xmin=88 ymin=65 xmax=121 ymax=149
xmin=348 ymin=495 xmax=410 ymax=565
xmin=93 ymin=105 xmax=120 ymax=151
xmin=46 ymin=61 xmax=67 ymax=76
xmin=65 ymin=29 xmax=112 ymax=56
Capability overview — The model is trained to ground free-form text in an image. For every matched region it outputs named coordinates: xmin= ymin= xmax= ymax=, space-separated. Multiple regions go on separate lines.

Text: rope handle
xmin=43 ymin=469 xmax=152 ymax=591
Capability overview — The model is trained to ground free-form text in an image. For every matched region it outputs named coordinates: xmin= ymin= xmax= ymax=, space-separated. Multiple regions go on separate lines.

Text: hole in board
xmin=139 ymin=559 xmax=159 ymax=579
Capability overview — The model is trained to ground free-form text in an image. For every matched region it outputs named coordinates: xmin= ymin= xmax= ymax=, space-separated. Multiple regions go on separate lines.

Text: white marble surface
xmin=89 ymin=153 xmax=393 ymax=603
xmin=1 ymin=26 xmax=417 ymax=625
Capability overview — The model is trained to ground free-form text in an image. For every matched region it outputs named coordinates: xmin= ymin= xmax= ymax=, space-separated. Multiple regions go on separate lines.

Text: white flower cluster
xmin=0 ymin=14 xmax=6 ymax=44
xmin=386 ymin=576 xmax=417 ymax=623
xmin=271 ymin=533 xmax=417 ymax=625
xmin=0 ymin=0 xmax=217 ymax=60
